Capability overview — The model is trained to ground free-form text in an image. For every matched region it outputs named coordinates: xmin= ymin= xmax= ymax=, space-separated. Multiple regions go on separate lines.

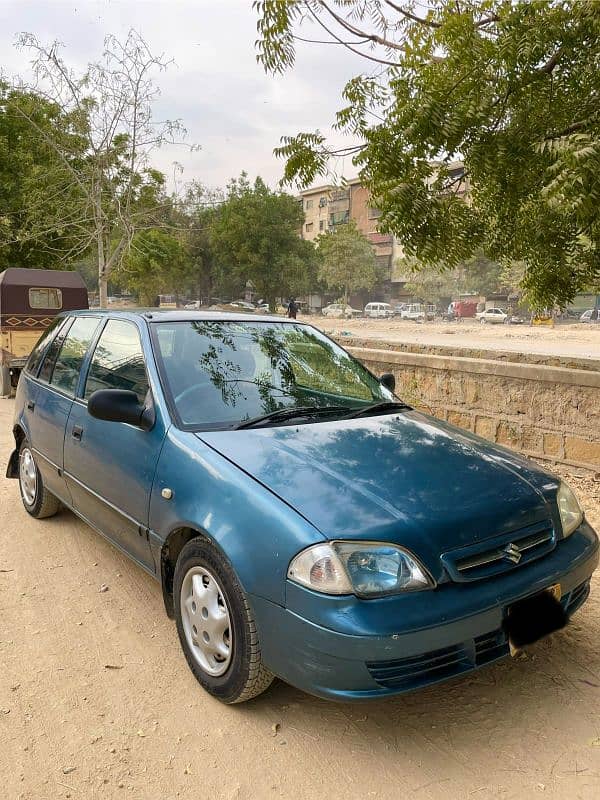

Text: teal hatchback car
xmin=7 ymin=310 xmax=599 ymax=703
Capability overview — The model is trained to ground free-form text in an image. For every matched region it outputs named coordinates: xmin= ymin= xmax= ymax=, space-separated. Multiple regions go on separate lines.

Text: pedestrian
xmin=287 ymin=298 xmax=298 ymax=319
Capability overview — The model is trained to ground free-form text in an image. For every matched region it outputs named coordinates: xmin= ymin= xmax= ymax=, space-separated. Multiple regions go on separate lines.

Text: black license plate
xmin=504 ymin=584 xmax=567 ymax=651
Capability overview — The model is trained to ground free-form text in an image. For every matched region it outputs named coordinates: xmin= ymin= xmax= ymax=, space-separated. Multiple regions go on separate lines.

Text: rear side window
xmin=84 ymin=320 xmax=149 ymax=404
xmin=29 ymin=288 xmax=63 ymax=310
xmin=25 ymin=317 xmax=67 ymax=377
xmin=48 ymin=317 xmax=101 ymax=396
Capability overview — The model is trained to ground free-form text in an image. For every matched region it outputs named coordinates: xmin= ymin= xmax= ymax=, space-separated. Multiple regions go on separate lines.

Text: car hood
xmin=198 ymin=412 xmax=558 ymax=581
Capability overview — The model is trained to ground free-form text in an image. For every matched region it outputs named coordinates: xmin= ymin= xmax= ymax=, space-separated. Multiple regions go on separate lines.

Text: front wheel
xmin=174 ymin=539 xmax=274 ymax=703
xmin=480 ymin=317 xmax=486 ymax=324
xmin=19 ymin=440 xmax=61 ymax=518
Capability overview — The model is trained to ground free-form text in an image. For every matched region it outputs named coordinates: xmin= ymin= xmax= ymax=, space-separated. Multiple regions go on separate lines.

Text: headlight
xmin=557 ymin=482 xmax=583 ymax=537
xmin=287 ymin=541 xmax=433 ymax=598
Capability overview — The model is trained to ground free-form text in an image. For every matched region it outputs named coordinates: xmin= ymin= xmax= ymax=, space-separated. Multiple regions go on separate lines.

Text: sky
xmin=0 ymin=0 xmax=362 ymax=192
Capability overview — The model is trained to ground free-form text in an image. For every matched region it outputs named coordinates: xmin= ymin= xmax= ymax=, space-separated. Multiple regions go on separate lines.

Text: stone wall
xmin=346 ymin=345 xmax=600 ymax=471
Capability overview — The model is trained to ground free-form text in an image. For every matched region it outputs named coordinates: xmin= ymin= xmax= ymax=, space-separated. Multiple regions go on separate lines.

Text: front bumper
xmin=251 ymin=522 xmax=599 ymax=700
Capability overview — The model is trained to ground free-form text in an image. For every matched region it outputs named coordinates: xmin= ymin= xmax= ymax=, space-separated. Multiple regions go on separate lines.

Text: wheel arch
xmin=160 ymin=525 xmax=226 ymax=618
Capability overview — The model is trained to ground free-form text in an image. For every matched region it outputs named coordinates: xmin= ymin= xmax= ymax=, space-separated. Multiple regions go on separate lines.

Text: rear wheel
xmin=174 ymin=539 xmax=274 ymax=703
xmin=18 ymin=439 xmax=61 ymax=519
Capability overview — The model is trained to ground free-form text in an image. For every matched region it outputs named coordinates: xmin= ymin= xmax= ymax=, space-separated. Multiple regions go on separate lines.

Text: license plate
xmin=507 ymin=583 xmax=564 ymax=656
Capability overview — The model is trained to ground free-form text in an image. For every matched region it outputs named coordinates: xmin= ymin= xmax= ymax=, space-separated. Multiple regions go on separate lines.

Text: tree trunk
xmin=99 ymin=272 xmax=108 ymax=308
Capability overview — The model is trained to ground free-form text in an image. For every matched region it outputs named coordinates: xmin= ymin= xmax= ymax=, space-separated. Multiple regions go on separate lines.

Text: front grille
xmin=367 ymin=630 xmax=510 ymax=691
xmin=442 ymin=520 xmax=556 ymax=583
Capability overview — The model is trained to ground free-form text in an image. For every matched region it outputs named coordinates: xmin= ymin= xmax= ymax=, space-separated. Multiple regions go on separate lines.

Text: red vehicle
xmin=449 ymin=300 xmax=478 ymax=319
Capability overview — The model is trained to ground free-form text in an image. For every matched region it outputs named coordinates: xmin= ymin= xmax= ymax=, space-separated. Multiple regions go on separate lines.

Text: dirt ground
xmin=316 ymin=317 xmax=600 ymax=360
xmin=1 ymin=397 xmax=599 ymax=800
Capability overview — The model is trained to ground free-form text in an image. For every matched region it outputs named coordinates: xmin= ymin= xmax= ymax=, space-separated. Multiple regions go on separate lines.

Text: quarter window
xmin=84 ymin=320 xmax=149 ymax=404
xmin=49 ymin=316 xmax=101 ymax=396
xmin=25 ymin=317 xmax=67 ymax=377
xmin=29 ymin=287 xmax=63 ymax=310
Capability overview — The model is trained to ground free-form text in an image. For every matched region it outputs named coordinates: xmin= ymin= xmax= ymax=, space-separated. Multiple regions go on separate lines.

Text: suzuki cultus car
xmin=7 ymin=310 xmax=598 ymax=703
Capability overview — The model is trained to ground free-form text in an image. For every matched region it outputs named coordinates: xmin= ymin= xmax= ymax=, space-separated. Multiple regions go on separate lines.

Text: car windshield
xmin=152 ymin=320 xmax=394 ymax=429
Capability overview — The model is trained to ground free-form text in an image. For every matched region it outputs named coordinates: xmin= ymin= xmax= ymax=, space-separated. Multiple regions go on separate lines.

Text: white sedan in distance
xmin=321 ymin=303 xmax=362 ymax=319
xmin=476 ymin=307 xmax=508 ymax=324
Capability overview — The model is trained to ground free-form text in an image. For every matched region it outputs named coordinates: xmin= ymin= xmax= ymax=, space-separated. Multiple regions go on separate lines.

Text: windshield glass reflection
xmin=153 ymin=320 xmax=393 ymax=428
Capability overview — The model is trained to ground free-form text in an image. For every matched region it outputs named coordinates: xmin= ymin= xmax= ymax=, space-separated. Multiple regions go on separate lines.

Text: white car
xmin=580 ymin=309 xmax=595 ymax=322
xmin=230 ymin=300 xmax=256 ymax=312
xmin=476 ymin=308 xmax=508 ymax=324
xmin=184 ymin=300 xmax=201 ymax=310
xmin=400 ymin=303 xmax=426 ymax=320
xmin=364 ymin=302 xmax=394 ymax=319
xmin=321 ymin=303 xmax=362 ymax=319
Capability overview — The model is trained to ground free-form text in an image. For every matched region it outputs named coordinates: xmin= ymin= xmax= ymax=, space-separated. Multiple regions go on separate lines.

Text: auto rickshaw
xmin=0 ymin=268 xmax=88 ymax=396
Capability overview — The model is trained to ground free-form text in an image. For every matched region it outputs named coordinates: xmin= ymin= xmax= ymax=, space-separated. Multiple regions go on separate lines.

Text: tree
xmin=6 ymin=30 xmax=186 ymax=306
xmin=210 ymin=174 xmax=319 ymax=309
xmin=255 ymin=1 xmax=600 ymax=308
xmin=117 ymin=229 xmax=188 ymax=305
xmin=317 ymin=221 xmax=377 ymax=306
xmin=0 ymin=85 xmax=87 ymax=270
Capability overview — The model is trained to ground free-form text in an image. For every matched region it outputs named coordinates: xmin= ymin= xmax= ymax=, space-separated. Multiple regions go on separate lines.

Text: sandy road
xmin=0 ymin=398 xmax=599 ymax=800
xmin=316 ymin=317 xmax=600 ymax=361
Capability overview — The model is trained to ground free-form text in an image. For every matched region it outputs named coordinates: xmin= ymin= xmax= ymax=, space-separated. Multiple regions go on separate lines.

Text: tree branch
xmin=318 ymin=0 xmax=407 ymax=51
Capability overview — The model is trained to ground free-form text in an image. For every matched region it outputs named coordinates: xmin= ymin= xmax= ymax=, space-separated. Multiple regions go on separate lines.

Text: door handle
xmin=27 ymin=401 xmax=35 ymax=411
xmin=72 ymin=425 xmax=83 ymax=441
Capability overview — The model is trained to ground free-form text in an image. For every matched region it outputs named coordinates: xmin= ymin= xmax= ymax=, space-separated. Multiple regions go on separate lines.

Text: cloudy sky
xmin=0 ymin=0 xmax=361 ymax=192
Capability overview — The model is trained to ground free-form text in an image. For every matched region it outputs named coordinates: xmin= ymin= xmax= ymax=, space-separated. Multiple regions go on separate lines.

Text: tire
xmin=1 ymin=366 xmax=11 ymax=397
xmin=480 ymin=317 xmax=486 ymax=324
xmin=174 ymin=539 xmax=274 ymax=704
xmin=18 ymin=439 xmax=61 ymax=519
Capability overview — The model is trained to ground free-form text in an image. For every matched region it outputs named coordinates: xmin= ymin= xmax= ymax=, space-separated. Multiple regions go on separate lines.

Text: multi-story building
xmin=298 ymin=161 xmax=467 ymax=304
xmin=299 ymin=184 xmax=333 ymax=241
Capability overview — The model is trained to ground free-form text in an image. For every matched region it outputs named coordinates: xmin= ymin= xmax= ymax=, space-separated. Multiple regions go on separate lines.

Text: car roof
xmin=61 ymin=308 xmax=298 ymax=325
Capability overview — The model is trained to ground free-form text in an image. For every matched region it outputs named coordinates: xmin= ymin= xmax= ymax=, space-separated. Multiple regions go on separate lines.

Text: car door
xmin=26 ymin=315 xmax=101 ymax=504
xmin=63 ymin=318 xmax=166 ymax=574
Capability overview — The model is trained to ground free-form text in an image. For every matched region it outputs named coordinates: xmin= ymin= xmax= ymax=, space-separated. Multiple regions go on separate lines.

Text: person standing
xmin=287 ymin=298 xmax=298 ymax=319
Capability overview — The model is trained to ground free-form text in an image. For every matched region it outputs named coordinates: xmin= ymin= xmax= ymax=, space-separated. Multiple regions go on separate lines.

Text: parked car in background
xmin=580 ymin=309 xmax=594 ymax=322
xmin=476 ymin=308 xmax=508 ymax=324
xmin=321 ymin=303 xmax=362 ymax=319
xmin=393 ymin=303 xmax=408 ymax=316
xmin=230 ymin=300 xmax=256 ymax=312
xmin=184 ymin=300 xmax=201 ymax=310
xmin=399 ymin=303 xmax=427 ymax=320
xmin=8 ymin=309 xmax=598 ymax=703
xmin=0 ymin=268 xmax=88 ymax=397
xmin=364 ymin=302 xmax=394 ymax=319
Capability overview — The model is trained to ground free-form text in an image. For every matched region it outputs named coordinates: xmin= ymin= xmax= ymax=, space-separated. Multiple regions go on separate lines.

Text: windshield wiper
xmin=234 ymin=405 xmax=348 ymax=430
xmin=341 ymin=401 xmax=412 ymax=420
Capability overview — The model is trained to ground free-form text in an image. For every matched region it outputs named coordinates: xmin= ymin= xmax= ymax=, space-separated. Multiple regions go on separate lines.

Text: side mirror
xmin=380 ymin=372 xmax=396 ymax=392
xmin=87 ymin=389 xmax=155 ymax=431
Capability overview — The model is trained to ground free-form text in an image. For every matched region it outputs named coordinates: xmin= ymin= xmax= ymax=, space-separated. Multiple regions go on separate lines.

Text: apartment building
xmin=299 ymin=184 xmax=333 ymax=241
xmin=298 ymin=162 xmax=467 ymax=301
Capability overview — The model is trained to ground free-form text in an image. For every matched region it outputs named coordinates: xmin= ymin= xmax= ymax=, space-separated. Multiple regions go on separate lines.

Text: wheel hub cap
xmin=180 ymin=566 xmax=232 ymax=676
xmin=20 ymin=448 xmax=37 ymax=506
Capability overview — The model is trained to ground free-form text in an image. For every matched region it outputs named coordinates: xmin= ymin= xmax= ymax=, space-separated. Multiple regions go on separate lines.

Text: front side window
xmin=84 ymin=320 xmax=149 ymax=404
xmin=25 ymin=317 xmax=67 ymax=377
xmin=152 ymin=321 xmax=392 ymax=429
xmin=50 ymin=316 xmax=101 ymax=396
xmin=29 ymin=288 xmax=63 ymax=310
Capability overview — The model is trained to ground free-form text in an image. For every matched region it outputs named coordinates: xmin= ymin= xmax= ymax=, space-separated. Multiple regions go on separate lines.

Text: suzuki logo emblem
xmin=503 ymin=543 xmax=522 ymax=564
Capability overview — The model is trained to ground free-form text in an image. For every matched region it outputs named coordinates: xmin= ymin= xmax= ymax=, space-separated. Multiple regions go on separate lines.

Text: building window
xmin=319 ymin=220 xmax=325 ymax=231
xmin=305 ymin=199 xmax=313 ymax=210
xmin=305 ymin=222 xmax=314 ymax=232
xmin=368 ymin=207 xmax=382 ymax=220
xmin=319 ymin=196 xmax=327 ymax=207
xmin=29 ymin=287 xmax=63 ymax=309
